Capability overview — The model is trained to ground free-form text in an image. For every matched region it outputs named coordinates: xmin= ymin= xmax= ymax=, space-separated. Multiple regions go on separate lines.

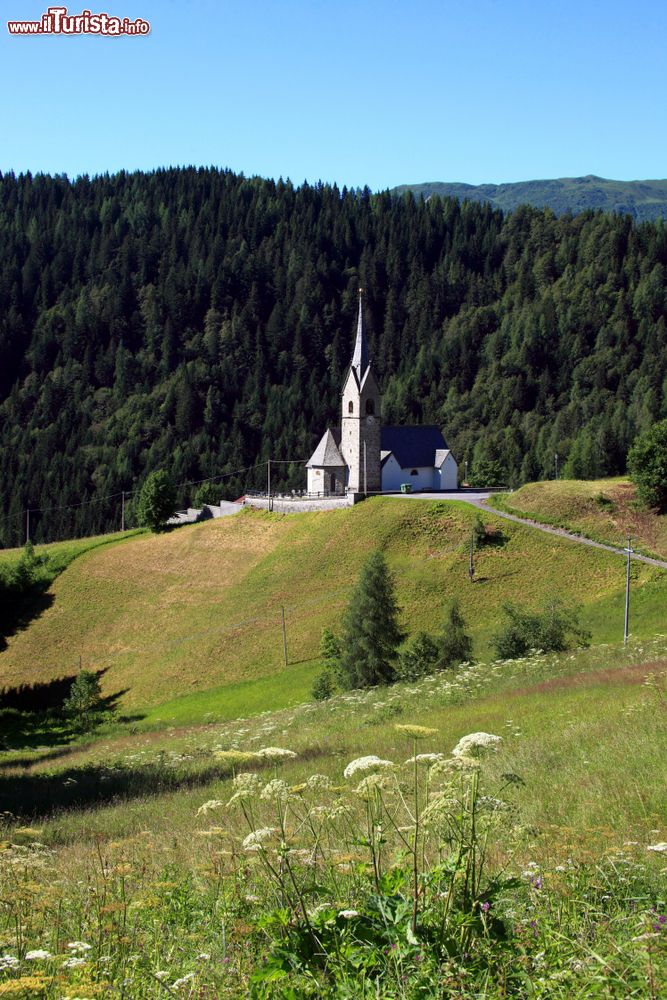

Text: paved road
xmin=387 ymin=491 xmax=667 ymax=571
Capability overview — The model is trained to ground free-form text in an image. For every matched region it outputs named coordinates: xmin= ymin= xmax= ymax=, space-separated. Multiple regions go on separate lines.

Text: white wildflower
xmin=242 ymin=827 xmax=276 ymax=851
xmin=404 ymin=753 xmax=445 ymax=766
xmin=260 ymin=779 xmax=290 ymax=802
xmin=477 ymin=795 xmax=508 ymax=812
xmin=197 ymin=953 xmax=211 ymax=961
xmin=62 ymin=956 xmax=87 ymax=968
xmin=452 ymin=732 xmax=503 ymax=758
xmin=355 ymin=773 xmax=393 ymax=796
xmin=25 ymin=949 xmax=52 ymax=960
xmin=0 ymin=956 xmax=19 ymax=970
xmin=338 ymin=909 xmax=359 ymax=919
xmin=196 ymin=799 xmax=224 ymax=816
xmin=343 ymin=755 xmax=394 ymax=779
xmin=67 ymin=941 xmax=92 ymax=953
xmin=226 ymin=771 xmax=262 ymax=805
xmin=306 ymin=773 xmax=333 ymax=790
xmin=172 ymin=972 xmax=196 ymax=989
xmin=255 ymin=747 xmax=297 ymax=760
xmin=647 ymin=842 xmax=667 ymax=853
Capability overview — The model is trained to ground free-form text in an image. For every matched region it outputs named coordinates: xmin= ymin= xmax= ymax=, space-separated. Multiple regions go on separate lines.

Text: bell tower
xmin=340 ymin=289 xmax=382 ymax=493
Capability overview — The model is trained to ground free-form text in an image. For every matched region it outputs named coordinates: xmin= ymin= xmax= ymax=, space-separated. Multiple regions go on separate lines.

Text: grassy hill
xmin=1 ymin=496 xmax=666 ymax=722
xmin=391 ymin=175 xmax=667 ymax=220
xmin=488 ymin=478 xmax=667 ymax=560
xmin=1 ymin=490 xmax=666 ymax=996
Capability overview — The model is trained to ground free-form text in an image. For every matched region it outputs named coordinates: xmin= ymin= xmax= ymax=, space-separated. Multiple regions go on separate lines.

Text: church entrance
xmin=330 ymin=474 xmax=336 ymax=494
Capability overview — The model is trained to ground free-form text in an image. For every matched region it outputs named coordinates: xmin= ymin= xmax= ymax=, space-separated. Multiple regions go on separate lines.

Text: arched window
xmin=348 ymin=401 xmax=353 ymax=413
xmin=410 ymin=469 xmax=419 ymax=476
xmin=365 ymin=399 xmax=375 ymax=415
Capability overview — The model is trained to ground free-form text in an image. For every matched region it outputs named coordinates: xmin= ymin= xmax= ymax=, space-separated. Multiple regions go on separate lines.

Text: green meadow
xmin=0 ymin=485 xmax=666 ymax=996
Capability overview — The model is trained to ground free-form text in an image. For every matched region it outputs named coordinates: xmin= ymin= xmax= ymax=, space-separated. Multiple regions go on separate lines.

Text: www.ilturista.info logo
xmin=7 ymin=6 xmax=150 ymax=35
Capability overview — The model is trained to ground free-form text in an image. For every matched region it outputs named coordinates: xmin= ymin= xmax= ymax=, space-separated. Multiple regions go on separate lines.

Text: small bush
xmin=492 ymin=599 xmax=591 ymax=659
xmin=396 ymin=632 xmax=439 ymax=681
xmin=472 ymin=514 xmax=487 ymax=548
xmin=311 ymin=671 xmax=335 ymax=701
xmin=593 ymin=492 xmax=614 ymax=510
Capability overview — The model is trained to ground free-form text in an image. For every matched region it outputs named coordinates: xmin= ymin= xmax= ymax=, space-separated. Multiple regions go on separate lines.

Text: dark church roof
xmin=380 ymin=426 xmax=449 ymax=469
xmin=306 ymin=424 xmax=450 ymax=471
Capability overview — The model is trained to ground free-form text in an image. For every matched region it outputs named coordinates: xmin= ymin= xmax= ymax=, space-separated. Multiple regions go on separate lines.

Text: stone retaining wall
xmin=244 ymin=495 xmax=357 ymax=513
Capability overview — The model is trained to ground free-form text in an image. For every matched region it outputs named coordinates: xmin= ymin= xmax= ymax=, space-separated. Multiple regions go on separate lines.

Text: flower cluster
xmin=343 ymin=755 xmax=394 ymax=779
xmin=452 ymin=732 xmax=503 ymax=758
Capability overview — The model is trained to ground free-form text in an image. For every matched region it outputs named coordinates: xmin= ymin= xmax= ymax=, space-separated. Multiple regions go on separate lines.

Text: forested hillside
xmin=1 ymin=168 xmax=666 ymax=545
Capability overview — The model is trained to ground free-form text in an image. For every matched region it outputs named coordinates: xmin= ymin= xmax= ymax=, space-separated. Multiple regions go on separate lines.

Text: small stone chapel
xmin=305 ymin=292 xmax=458 ymax=495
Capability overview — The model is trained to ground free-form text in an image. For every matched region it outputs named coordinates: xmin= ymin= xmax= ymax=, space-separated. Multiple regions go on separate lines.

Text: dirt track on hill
xmin=467 ymin=499 xmax=667 ymax=571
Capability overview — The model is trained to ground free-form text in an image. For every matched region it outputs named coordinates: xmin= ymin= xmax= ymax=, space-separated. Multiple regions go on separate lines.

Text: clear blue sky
xmin=1 ymin=0 xmax=666 ymax=188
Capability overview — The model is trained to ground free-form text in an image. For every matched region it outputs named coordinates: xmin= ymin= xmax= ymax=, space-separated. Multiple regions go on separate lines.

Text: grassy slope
xmin=4 ymin=637 xmax=666 ymax=852
xmin=489 ymin=478 xmax=667 ymax=559
xmin=0 ymin=496 xmax=665 ymax=721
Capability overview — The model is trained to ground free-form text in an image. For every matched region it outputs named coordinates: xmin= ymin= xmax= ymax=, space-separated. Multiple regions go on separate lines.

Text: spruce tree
xmin=337 ymin=551 xmax=404 ymax=689
xmin=437 ymin=599 xmax=473 ymax=669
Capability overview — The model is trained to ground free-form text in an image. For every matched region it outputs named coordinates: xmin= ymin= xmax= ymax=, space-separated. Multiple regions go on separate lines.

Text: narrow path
xmin=468 ymin=498 xmax=667 ymax=571
xmin=386 ymin=491 xmax=667 ymax=570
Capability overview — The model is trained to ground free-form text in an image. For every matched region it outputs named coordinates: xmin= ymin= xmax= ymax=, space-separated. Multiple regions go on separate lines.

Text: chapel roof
xmin=305 ymin=428 xmax=345 ymax=468
xmin=380 ymin=425 xmax=449 ymax=469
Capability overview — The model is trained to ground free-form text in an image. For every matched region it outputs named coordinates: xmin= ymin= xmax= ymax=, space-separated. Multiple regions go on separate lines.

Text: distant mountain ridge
xmin=391 ymin=175 xmax=667 ymax=221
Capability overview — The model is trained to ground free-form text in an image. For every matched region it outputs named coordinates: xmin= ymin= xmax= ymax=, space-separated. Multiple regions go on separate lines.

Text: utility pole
xmin=464 ymin=459 xmax=468 ymax=485
xmin=624 ymin=535 xmax=633 ymax=646
xmin=25 ymin=508 xmax=30 ymax=545
xmin=363 ymin=440 xmax=367 ymax=495
xmin=468 ymin=529 xmax=475 ymax=581
xmin=121 ymin=491 xmax=126 ymax=532
xmin=267 ymin=458 xmax=272 ymax=511
xmin=280 ymin=605 xmax=288 ymax=667
xmin=554 ymin=453 xmax=559 ymax=479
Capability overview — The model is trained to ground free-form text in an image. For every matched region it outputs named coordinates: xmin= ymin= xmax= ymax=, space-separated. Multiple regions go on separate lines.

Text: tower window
xmin=410 ymin=469 xmax=418 ymax=476
xmin=365 ymin=399 xmax=375 ymax=415
xmin=348 ymin=401 xmax=354 ymax=413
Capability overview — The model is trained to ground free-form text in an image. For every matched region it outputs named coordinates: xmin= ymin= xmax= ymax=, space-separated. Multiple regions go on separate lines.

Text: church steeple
xmin=340 ymin=287 xmax=382 ymax=493
xmin=351 ymin=288 xmax=369 ymax=381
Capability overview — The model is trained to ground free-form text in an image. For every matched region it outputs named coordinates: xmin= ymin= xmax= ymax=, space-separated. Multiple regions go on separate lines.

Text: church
xmin=306 ymin=292 xmax=458 ymax=495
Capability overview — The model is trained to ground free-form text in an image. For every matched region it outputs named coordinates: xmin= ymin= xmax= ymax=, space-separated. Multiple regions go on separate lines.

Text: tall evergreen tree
xmin=336 ymin=551 xmax=404 ymax=688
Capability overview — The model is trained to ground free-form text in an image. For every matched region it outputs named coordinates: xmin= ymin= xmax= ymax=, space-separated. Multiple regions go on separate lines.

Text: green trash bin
xmin=400 ymin=483 xmax=413 ymax=494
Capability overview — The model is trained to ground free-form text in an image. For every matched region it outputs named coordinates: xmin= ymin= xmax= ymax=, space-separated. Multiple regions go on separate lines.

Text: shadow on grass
xmin=0 ymin=746 xmax=76 ymax=771
xmin=1 ymin=591 xmax=55 ymax=646
xmin=0 ymin=671 xmax=134 ymax=752
xmin=1 ymin=747 xmax=327 ymax=820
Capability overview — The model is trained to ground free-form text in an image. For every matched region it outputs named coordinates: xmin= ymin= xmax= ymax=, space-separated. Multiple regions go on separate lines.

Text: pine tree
xmin=336 ymin=551 xmax=404 ymax=689
xmin=437 ymin=599 xmax=473 ymax=669
xmin=63 ymin=670 xmax=105 ymax=732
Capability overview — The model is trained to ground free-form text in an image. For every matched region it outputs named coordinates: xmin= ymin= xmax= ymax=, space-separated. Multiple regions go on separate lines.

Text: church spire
xmin=351 ymin=287 xmax=370 ymax=380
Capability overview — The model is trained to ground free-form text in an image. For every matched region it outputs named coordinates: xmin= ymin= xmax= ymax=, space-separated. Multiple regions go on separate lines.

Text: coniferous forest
xmin=1 ymin=167 xmax=666 ymax=546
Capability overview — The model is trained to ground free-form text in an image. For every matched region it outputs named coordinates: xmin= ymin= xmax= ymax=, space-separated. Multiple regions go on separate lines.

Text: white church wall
xmin=307 ymin=467 xmax=346 ymax=495
xmin=381 ymin=457 xmax=435 ymax=492
xmin=436 ymin=454 xmax=458 ymax=490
